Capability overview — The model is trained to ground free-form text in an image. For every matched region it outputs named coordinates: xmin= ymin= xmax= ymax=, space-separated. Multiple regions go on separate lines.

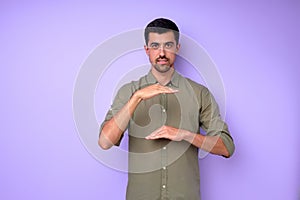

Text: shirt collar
xmin=170 ymin=70 xmax=180 ymax=88
xmin=146 ymin=70 xmax=180 ymax=88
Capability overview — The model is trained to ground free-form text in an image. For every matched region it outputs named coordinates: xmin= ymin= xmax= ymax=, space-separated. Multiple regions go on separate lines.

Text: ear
xmin=175 ymin=43 xmax=181 ymax=53
xmin=144 ymin=45 xmax=150 ymax=56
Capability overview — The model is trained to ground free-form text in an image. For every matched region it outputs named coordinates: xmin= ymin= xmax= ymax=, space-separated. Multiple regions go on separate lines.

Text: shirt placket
xmin=160 ymin=93 xmax=168 ymax=200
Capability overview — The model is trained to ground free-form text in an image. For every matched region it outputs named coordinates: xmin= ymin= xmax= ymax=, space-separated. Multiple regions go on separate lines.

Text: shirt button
xmin=162 ymin=185 xmax=166 ymax=189
xmin=163 ymin=146 xmax=167 ymax=150
xmin=162 ymin=167 xmax=166 ymax=170
xmin=162 ymin=108 xmax=166 ymax=112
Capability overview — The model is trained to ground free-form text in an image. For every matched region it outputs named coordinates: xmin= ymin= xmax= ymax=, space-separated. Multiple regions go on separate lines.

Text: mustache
xmin=156 ymin=56 xmax=169 ymax=61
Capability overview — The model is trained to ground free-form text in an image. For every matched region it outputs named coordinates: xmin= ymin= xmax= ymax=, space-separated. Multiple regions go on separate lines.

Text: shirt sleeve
xmin=199 ymin=87 xmax=235 ymax=156
xmin=99 ymin=83 xmax=133 ymax=146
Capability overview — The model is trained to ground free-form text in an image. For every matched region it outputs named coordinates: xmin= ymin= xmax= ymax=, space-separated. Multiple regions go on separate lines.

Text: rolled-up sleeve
xmin=199 ymin=87 xmax=235 ymax=156
xmin=99 ymin=83 xmax=133 ymax=145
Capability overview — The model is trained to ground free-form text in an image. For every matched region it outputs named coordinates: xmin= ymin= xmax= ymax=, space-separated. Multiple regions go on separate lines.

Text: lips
xmin=156 ymin=58 xmax=168 ymax=64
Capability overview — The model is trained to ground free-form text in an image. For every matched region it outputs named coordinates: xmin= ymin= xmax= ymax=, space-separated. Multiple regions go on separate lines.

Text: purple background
xmin=1 ymin=1 xmax=299 ymax=199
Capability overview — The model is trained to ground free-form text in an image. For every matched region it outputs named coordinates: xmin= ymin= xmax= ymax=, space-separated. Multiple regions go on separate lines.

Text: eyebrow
xmin=150 ymin=42 xmax=159 ymax=45
xmin=149 ymin=41 xmax=175 ymax=45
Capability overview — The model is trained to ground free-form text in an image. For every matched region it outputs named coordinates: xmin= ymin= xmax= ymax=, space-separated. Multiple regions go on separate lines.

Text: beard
xmin=153 ymin=63 xmax=172 ymax=73
xmin=152 ymin=56 xmax=172 ymax=73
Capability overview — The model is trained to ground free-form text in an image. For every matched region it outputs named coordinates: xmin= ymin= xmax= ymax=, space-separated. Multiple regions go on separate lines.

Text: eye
xmin=165 ymin=42 xmax=174 ymax=49
xmin=150 ymin=43 xmax=159 ymax=49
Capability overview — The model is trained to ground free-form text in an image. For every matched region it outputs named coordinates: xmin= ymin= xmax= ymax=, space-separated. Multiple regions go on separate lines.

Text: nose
xmin=159 ymin=46 xmax=165 ymax=57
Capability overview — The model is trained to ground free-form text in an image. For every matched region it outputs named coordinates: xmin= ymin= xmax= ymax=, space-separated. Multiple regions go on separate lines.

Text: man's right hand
xmin=133 ymin=83 xmax=179 ymax=101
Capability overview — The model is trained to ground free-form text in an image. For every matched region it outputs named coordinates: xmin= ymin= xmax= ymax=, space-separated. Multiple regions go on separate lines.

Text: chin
xmin=154 ymin=64 xmax=172 ymax=73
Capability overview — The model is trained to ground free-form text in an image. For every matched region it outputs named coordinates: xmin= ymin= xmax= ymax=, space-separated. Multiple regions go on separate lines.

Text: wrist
xmin=183 ymin=130 xmax=194 ymax=143
xmin=131 ymin=92 xmax=142 ymax=104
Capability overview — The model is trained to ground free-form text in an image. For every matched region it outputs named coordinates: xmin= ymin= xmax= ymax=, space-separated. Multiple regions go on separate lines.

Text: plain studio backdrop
xmin=1 ymin=1 xmax=299 ymax=200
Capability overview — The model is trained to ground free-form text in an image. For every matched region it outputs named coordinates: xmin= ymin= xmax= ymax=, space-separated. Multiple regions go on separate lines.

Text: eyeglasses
xmin=148 ymin=42 xmax=175 ymax=50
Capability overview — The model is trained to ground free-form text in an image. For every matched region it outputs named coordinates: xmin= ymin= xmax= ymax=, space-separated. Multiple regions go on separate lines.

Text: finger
xmin=145 ymin=131 xmax=160 ymax=139
xmin=150 ymin=84 xmax=179 ymax=93
xmin=146 ymin=134 xmax=165 ymax=140
xmin=162 ymin=86 xmax=178 ymax=92
xmin=164 ymin=89 xmax=179 ymax=93
xmin=145 ymin=127 xmax=164 ymax=139
xmin=159 ymin=86 xmax=179 ymax=93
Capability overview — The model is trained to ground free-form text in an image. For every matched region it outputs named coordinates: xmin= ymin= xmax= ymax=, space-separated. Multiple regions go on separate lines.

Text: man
xmin=98 ymin=18 xmax=235 ymax=200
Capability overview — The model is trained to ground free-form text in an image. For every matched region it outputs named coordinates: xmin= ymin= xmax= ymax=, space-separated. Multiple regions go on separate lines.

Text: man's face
xmin=144 ymin=31 xmax=180 ymax=73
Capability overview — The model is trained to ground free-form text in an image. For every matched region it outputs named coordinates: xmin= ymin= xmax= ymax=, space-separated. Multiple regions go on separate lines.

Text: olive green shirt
xmin=100 ymin=71 xmax=235 ymax=200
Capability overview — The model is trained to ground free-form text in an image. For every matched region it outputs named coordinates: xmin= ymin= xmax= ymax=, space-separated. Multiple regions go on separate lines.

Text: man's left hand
xmin=145 ymin=125 xmax=188 ymax=141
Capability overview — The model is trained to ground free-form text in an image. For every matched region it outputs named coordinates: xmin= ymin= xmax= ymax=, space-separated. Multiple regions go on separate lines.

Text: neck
xmin=151 ymin=67 xmax=174 ymax=86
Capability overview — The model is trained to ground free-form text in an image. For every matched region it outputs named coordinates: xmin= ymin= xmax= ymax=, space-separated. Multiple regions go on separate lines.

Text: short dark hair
xmin=144 ymin=18 xmax=180 ymax=45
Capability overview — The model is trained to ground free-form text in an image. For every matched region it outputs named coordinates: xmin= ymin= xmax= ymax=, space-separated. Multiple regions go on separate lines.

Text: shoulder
xmin=181 ymin=77 xmax=218 ymax=109
xmin=180 ymin=76 xmax=209 ymax=95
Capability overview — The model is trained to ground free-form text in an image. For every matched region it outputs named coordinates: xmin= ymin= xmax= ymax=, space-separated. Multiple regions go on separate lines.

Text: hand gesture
xmin=134 ymin=83 xmax=178 ymax=101
xmin=145 ymin=125 xmax=188 ymax=141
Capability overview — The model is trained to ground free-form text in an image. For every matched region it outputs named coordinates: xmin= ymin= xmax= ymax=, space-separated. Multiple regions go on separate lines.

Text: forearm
xmin=145 ymin=125 xmax=231 ymax=157
xmin=184 ymin=131 xmax=230 ymax=157
xmin=99 ymin=94 xmax=142 ymax=149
